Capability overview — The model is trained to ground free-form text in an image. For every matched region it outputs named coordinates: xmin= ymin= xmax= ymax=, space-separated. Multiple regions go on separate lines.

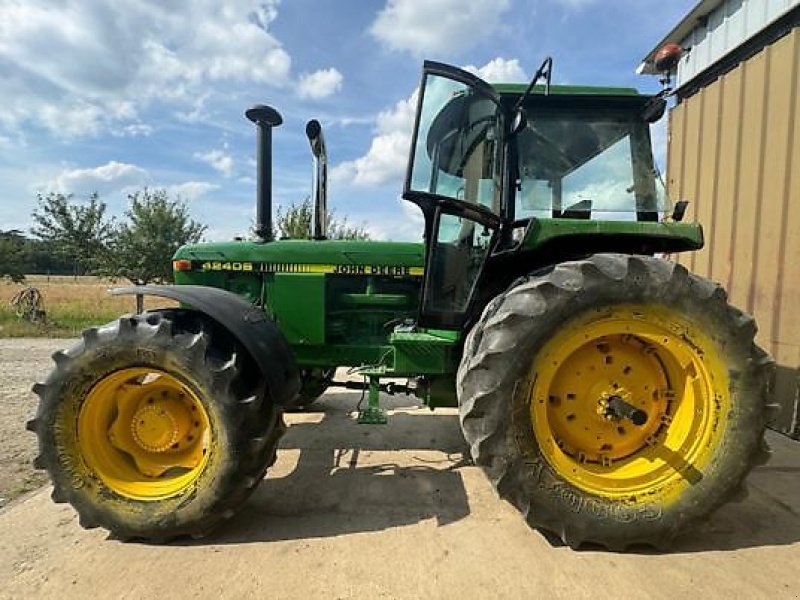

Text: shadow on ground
xmin=569 ymin=433 xmax=800 ymax=554
xmin=174 ymin=393 xmax=800 ymax=553
xmin=188 ymin=392 xmax=472 ymax=545
xmin=667 ymin=459 xmax=800 ymax=553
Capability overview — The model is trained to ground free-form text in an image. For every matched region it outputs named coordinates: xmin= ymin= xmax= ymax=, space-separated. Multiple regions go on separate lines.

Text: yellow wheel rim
xmin=529 ymin=305 xmax=729 ymax=504
xmin=78 ymin=367 xmax=211 ymax=500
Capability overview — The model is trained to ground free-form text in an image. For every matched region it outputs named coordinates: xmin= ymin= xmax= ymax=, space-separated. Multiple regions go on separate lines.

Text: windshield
xmin=515 ymin=110 xmax=668 ymax=221
xmin=408 ymin=73 xmax=504 ymax=214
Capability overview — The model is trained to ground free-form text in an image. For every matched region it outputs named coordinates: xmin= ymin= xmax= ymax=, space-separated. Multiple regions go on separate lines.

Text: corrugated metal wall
xmin=667 ymin=27 xmax=800 ymax=435
xmin=677 ymin=0 xmax=799 ymax=88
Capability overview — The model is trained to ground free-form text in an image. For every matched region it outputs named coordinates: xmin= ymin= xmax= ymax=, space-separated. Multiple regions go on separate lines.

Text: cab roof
xmin=492 ymin=83 xmax=642 ymax=97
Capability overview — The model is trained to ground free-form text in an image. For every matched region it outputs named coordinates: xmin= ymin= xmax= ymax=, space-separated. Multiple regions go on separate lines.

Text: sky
xmin=0 ymin=0 xmax=697 ymax=242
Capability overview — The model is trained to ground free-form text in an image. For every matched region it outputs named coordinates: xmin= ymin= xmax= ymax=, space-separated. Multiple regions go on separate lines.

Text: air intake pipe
xmin=245 ymin=104 xmax=283 ymax=242
xmin=305 ymin=119 xmax=328 ymax=240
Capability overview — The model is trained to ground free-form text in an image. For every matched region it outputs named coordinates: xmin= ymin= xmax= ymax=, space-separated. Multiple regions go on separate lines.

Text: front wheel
xmin=28 ymin=311 xmax=286 ymax=541
xmin=457 ymin=254 xmax=773 ymax=550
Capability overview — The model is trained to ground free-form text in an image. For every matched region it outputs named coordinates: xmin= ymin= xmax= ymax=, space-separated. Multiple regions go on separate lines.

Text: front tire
xmin=457 ymin=254 xmax=773 ymax=550
xmin=27 ymin=311 xmax=286 ymax=541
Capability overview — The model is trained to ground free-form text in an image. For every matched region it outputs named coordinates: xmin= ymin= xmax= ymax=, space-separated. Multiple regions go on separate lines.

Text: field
xmin=0 ymin=275 xmax=174 ymax=337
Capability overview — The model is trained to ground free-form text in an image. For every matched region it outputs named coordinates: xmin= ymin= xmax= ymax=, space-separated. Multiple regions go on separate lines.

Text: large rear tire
xmin=27 ymin=310 xmax=287 ymax=541
xmin=457 ymin=254 xmax=773 ymax=550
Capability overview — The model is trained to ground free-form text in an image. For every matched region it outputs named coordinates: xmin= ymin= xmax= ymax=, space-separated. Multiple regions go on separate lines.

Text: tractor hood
xmin=173 ymin=239 xmax=425 ymax=276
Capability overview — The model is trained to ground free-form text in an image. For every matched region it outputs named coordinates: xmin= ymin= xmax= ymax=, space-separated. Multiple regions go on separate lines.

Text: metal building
xmin=640 ymin=0 xmax=800 ymax=437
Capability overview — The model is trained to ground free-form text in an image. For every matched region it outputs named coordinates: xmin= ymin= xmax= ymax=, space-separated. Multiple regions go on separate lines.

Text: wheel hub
xmin=78 ymin=367 xmax=210 ymax=497
xmin=601 ymin=393 xmax=649 ymax=426
xmin=543 ymin=339 xmax=668 ymax=463
xmin=130 ymin=400 xmax=191 ymax=453
xmin=528 ymin=305 xmax=724 ymax=500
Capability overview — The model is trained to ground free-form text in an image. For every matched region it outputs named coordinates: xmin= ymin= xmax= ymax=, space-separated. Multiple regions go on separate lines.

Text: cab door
xmin=403 ymin=61 xmax=508 ymax=328
xmin=419 ymin=205 xmax=500 ymax=328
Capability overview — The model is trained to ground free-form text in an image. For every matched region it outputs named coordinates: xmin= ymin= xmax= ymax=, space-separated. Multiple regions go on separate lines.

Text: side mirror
xmin=642 ymin=97 xmax=667 ymax=123
xmin=671 ymin=200 xmax=689 ymax=222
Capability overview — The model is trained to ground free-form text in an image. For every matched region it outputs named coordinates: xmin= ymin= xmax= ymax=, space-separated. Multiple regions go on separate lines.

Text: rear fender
xmin=112 ymin=285 xmax=300 ymax=406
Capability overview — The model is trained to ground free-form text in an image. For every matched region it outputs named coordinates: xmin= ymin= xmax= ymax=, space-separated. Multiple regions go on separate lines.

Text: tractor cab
xmin=403 ymin=61 xmax=688 ymax=329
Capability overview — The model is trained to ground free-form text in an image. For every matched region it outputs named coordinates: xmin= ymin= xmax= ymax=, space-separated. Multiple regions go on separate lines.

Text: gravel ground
xmin=0 ymin=338 xmax=71 ymax=508
xmin=1 ymin=385 xmax=799 ymax=599
xmin=1 ymin=339 xmax=799 ymax=598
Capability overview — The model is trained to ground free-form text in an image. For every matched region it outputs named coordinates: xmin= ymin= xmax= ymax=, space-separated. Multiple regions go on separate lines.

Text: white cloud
xmin=167 ymin=181 xmax=220 ymax=201
xmin=42 ymin=164 xmax=219 ymax=210
xmin=331 ymin=56 xmax=523 ymax=189
xmin=194 ymin=149 xmax=234 ymax=177
xmin=370 ymin=0 xmax=511 ymax=56
xmin=297 ymin=68 xmax=344 ymax=100
xmin=175 ymin=94 xmax=212 ymax=124
xmin=332 ymin=131 xmax=409 ymax=187
xmin=37 ymin=103 xmax=106 ymax=138
xmin=0 ymin=1 xmax=290 ymax=137
xmin=112 ymin=123 xmax=154 ymax=138
xmin=328 ymin=115 xmax=376 ymax=128
xmin=358 ymin=199 xmax=426 ymax=242
xmin=331 ymin=92 xmax=417 ymax=187
xmin=48 ymin=161 xmax=150 ymax=196
xmin=463 ymin=58 xmax=526 ymax=83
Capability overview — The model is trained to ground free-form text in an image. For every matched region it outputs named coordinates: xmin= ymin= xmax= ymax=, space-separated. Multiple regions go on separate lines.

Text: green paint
xmin=493 ymin=83 xmax=641 ymax=97
xmin=168 ymin=67 xmax=709 ymax=416
xmin=358 ymin=377 xmax=388 ymax=424
xmin=523 ymin=219 xmax=704 ymax=251
xmin=390 ymin=330 xmax=457 ymax=375
xmin=174 ymin=238 xmax=425 ymax=268
xmin=270 ymin=273 xmax=326 ymax=344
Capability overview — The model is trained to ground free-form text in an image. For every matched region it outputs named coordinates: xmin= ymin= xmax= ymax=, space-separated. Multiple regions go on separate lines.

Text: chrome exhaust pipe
xmin=305 ymin=119 xmax=328 ymax=240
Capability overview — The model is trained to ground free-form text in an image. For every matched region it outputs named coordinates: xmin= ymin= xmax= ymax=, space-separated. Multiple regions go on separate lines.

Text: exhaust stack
xmin=305 ymin=119 xmax=328 ymax=240
xmin=245 ymin=104 xmax=283 ymax=242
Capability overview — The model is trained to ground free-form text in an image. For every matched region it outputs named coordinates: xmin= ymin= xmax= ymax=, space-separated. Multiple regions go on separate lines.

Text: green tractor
xmin=28 ymin=59 xmax=773 ymax=550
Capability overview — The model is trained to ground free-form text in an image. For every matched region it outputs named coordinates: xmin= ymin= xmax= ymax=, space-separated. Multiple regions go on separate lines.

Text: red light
xmin=173 ymin=259 xmax=192 ymax=272
xmin=654 ymin=43 xmax=683 ymax=73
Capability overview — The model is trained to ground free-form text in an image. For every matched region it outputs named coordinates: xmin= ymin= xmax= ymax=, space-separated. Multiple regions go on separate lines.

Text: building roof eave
xmin=637 ymin=0 xmax=726 ymax=75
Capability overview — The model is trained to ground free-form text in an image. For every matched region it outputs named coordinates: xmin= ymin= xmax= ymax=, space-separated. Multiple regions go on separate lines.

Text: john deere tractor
xmin=28 ymin=59 xmax=772 ymax=550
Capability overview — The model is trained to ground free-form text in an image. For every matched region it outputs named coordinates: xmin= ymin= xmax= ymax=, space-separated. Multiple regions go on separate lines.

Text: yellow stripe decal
xmin=196 ymin=261 xmax=424 ymax=277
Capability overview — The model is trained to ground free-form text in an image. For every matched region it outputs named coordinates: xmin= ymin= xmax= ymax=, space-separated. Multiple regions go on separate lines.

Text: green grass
xmin=0 ymin=305 xmax=123 ymax=337
xmin=0 ymin=276 xmax=174 ymax=338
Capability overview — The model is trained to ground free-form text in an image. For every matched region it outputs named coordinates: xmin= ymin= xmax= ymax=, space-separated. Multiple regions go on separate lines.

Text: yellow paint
xmin=528 ymin=305 xmax=729 ymax=504
xmin=199 ymin=261 xmax=424 ymax=277
xmin=78 ymin=368 xmax=211 ymax=499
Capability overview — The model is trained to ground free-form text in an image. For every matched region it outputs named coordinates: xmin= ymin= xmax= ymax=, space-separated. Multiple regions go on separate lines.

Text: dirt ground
xmin=0 ymin=338 xmax=65 ymax=507
xmin=1 ymin=338 xmax=799 ymax=599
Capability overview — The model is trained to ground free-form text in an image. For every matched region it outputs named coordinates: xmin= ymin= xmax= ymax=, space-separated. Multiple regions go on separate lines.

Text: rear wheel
xmin=28 ymin=311 xmax=287 ymax=540
xmin=457 ymin=254 xmax=773 ymax=550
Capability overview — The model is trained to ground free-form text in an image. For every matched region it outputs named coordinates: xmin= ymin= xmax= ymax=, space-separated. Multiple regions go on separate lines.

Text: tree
xmin=0 ymin=230 xmax=26 ymax=283
xmin=97 ymin=189 xmax=206 ymax=284
xmin=274 ymin=198 xmax=370 ymax=240
xmin=327 ymin=215 xmax=370 ymax=241
xmin=275 ymin=198 xmax=314 ymax=239
xmin=20 ymin=238 xmax=74 ymax=275
xmin=30 ymin=193 xmax=113 ymax=276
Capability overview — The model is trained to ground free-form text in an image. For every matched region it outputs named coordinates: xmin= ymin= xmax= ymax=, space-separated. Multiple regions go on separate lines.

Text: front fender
xmin=112 ymin=285 xmax=300 ymax=406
